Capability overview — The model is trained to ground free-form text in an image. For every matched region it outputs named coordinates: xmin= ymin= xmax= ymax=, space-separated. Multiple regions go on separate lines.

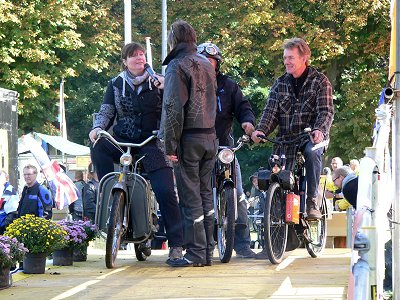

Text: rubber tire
xmin=264 ymin=182 xmax=288 ymax=264
xmin=105 ymin=191 xmax=125 ymax=269
xmin=217 ymin=186 xmax=235 ymax=263
xmin=305 ymin=197 xmax=328 ymax=258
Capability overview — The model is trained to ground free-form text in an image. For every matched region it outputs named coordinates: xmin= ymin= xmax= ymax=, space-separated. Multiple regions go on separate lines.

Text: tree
xmin=0 ymin=0 xmax=122 ymax=135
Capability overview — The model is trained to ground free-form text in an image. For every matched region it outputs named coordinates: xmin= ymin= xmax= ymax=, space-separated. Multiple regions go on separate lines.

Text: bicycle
xmin=212 ymin=134 xmax=250 ymax=263
xmin=257 ymin=129 xmax=328 ymax=264
xmin=94 ymin=130 xmax=159 ymax=269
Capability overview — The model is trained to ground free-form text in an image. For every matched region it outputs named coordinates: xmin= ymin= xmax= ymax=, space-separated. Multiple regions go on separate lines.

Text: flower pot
xmin=23 ymin=252 xmax=47 ymax=274
xmin=73 ymin=246 xmax=88 ymax=262
xmin=53 ymin=248 xmax=74 ymax=266
xmin=0 ymin=267 xmax=12 ymax=290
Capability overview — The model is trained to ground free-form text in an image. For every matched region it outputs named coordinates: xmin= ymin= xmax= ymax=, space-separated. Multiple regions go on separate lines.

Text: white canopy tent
xmin=18 ymin=132 xmax=90 ymax=156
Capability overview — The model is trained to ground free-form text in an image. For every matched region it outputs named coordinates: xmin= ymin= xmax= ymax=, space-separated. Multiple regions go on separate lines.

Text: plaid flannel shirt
xmin=257 ymin=67 xmax=334 ymax=170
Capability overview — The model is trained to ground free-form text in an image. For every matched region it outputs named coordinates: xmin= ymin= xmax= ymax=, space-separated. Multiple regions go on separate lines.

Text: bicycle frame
xmin=212 ymin=135 xmax=250 ymax=263
xmin=256 ymin=130 xmax=328 ymax=263
xmin=94 ymin=131 xmax=157 ymax=243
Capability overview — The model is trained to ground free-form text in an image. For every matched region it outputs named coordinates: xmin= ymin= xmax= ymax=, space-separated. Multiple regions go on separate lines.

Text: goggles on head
xmin=197 ymin=44 xmax=219 ymax=56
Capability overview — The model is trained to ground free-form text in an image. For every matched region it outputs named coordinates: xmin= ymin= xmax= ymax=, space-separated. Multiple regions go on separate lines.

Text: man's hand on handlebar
xmin=241 ymin=122 xmax=255 ymax=136
xmin=310 ymin=129 xmax=324 ymax=144
xmin=251 ymin=130 xmax=265 ymax=144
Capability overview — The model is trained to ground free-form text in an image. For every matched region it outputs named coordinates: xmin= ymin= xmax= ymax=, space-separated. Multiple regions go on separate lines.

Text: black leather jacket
xmin=160 ymin=42 xmax=217 ymax=155
xmin=215 ymin=73 xmax=255 ymax=146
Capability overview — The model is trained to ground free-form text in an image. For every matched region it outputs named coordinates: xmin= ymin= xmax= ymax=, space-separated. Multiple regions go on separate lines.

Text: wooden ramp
xmin=3 ymin=247 xmax=350 ymax=300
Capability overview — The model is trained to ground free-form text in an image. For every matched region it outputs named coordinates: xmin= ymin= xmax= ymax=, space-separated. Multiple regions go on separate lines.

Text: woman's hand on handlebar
xmin=89 ymin=128 xmax=102 ymax=143
xmin=251 ymin=130 xmax=265 ymax=144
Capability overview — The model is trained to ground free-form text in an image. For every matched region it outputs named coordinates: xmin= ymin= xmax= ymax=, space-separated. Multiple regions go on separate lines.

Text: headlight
xmin=120 ymin=153 xmax=132 ymax=166
xmin=218 ymin=149 xmax=234 ymax=164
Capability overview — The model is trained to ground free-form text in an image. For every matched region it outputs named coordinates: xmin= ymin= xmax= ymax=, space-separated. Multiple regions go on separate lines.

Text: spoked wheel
xmin=134 ymin=243 xmax=150 ymax=261
xmin=305 ymin=197 xmax=328 ymax=257
xmin=264 ymin=182 xmax=288 ymax=264
xmin=216 ymin=186 xmax=235 ymax=263
xmin=105 ymin=191 xmax=125 ymax=268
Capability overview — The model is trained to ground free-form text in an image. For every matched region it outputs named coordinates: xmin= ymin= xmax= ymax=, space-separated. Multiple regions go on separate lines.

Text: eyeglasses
xmin=332 ymin=176 xmax=339 ymax=182
xmin=197 ymin=44 xmax=219 ymax=56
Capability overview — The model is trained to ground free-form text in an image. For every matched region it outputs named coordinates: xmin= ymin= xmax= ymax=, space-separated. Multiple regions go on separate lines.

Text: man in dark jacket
xmin=160 ymin=20 xmax=218 ymax=267
xmin=197 ymin=42 xmax=256 ymax=258
xmin=252 ymin=38 xmax=333 ymax=258
xmin=18 ymin=164 xmax=53 ymax=219
xmin=83 ymin=163 xmax=99 ymax=222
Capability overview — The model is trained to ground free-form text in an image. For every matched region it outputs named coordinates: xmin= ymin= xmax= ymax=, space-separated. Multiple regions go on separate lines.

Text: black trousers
xmin=91 ymin=138 xmax=183 ymax=247
xmin=174 ymin=132 xmax=218 ymax=263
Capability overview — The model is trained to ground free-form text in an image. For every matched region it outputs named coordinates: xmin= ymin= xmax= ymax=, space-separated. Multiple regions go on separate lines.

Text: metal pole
xmin=124 ymin=0 xmax=131 ymax=44
xmin=161 ymin=0 xmax=167 ymax=75
xmin=392 ymin=1 xmax=400 ymax=299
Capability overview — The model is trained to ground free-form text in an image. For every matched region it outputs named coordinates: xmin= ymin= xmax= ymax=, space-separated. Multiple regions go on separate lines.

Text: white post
xmin=124 ymin=0 xmax=131 ymax=44
xmin=392 ymin=0 xmax=400 ymax=299
xmin=59 ymin=79 xmax=67 ymax=139
xmin=145 ymin=37 xmax=153 ymax=68
xmin=161 ymin=0 xmax=167 ymax=75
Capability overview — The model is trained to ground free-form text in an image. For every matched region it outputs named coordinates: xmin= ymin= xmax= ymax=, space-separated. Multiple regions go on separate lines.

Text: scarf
xmin=120 ymin=69 xmax=151 ymax=97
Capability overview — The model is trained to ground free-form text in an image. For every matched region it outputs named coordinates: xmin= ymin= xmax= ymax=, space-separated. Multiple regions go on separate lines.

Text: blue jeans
xmin=233 ymin=158 xmax=251 ymax=251
xmin=302 ymin=141 xmax=324 ymax=200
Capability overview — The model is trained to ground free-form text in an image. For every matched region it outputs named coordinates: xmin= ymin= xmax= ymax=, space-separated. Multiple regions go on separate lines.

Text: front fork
xmin=212 ymin=169 xmax=238 ymax=223
xmin=112 ymin=165 xmax=129 ymax=229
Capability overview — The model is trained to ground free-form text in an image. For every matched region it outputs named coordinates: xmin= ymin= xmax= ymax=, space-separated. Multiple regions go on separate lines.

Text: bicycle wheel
xmin=264 ymin=182 xmax=288 ymax=264
xmin=105 ymin=191 xmax=125 ymax=269
xmin=216 ymin=186 xmax=235 ymax=263
xmin=305 ymin=197 xmax=328 ymax=257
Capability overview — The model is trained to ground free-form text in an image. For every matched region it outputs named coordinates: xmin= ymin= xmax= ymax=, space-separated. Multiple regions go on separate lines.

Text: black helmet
xmin=197 ymin=42 xmax=222 ymax=62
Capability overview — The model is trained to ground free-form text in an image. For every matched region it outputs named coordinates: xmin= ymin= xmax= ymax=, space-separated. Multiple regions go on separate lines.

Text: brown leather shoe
xmin=306 ymin=197 xmax=322 ymax=220
xmin=306 ymin=207 xmax=322 ymax=220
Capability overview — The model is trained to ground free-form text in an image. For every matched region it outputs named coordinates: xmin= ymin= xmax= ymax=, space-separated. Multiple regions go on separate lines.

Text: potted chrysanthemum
xmin=5 ymin=214 xmax=67 ymax=274
xmin=0 ymin=236 xmax=28 ymax=289
xmin=71 ymin=220 xmax=98 ymax=261
xmin=54 ymin=220 xmax=87 ymax=266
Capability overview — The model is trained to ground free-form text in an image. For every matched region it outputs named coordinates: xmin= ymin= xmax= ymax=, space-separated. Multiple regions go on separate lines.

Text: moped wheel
xmin=264 ymin=182 xmax=288 ymax=264
xmin=105 ymin=191 xmax=125 ymax=269
xmin=305 ymin=197 xmax=328 ymax=257
xmin=217 ymin=186 xmax=235 ymax=263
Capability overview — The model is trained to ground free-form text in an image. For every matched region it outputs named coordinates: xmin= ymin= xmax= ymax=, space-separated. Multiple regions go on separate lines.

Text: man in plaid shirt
xmin=252 ymin=37 xmax=334 ymax=221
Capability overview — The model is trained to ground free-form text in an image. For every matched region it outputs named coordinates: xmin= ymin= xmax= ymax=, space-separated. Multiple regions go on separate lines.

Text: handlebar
xmin=93 ymin=130 xmax=157 ymax=148
xmin=257 ymin=131 xmax=310 ymax=145
xmin=218 ymin=134 xmax=251 ymax=152
xmin=257 ymin=128 xmax=329 ymax=151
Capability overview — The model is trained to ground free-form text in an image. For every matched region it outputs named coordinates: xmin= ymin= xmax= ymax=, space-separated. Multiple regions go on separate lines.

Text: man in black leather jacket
xmin=160 ymin=20 xmax=218 ymax=267
xmin=197 ymin=42 xmax=256 ymax=258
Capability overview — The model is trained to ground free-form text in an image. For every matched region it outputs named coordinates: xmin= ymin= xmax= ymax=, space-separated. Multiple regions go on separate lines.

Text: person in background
xmin=0 ymin=170 xmax=19 ymax=234
xmin=160 ymin=20 xmax=218 ymax=267
xmin=251 ymin=37 xmax=334 ymax=258
xmin=349 ymin=159 xmax=360 ymax=175
xmin=325 ymin=157 xmax=344 ymax=207
xmin=83 ymin=163 xmax=99 ymax=222
xmin=197 ymin=42 xmax=256 ymax=259
xmin=332 ymin=166 xmax=357 ymax=210
xmin=18 ymin=164 xmax=53 ymax=219
xmin=89 ymin=41 xmax=184 ymax=263
xmin=69 ymin=170 xmax=85 ymax=220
